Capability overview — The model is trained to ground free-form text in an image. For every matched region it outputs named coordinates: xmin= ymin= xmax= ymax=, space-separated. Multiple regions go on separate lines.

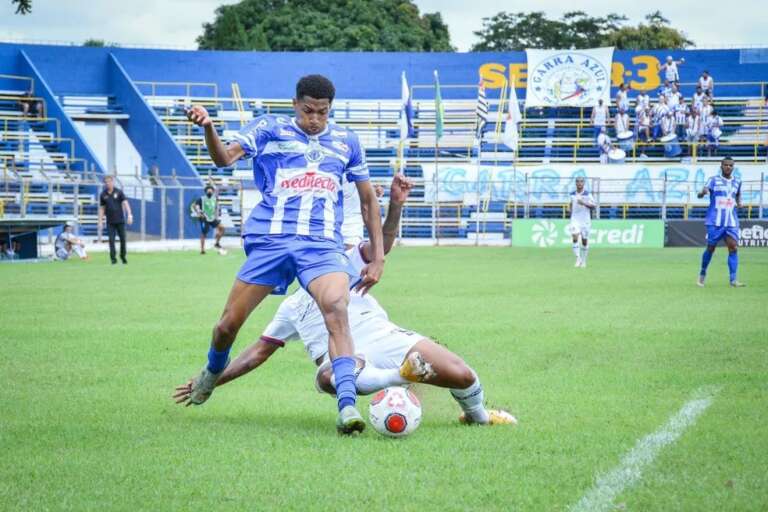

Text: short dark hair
xmin=204 ymin=184 xmax=214 ymax=192
xmin=296 ymin=74 xmax=335 ymax=102
xmin=721 ymin=155 xmax=734 ymax=162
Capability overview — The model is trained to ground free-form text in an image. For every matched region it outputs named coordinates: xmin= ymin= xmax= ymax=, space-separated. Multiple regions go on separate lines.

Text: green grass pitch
xmin=1 ymin=247 xmax=767 ymax=511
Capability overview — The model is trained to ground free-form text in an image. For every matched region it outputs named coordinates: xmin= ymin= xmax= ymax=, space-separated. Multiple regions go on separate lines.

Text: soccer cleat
xmin=580 ymin=260 xmax=587 ymax=268
xmin=399 ymin=351 xmax=436 ymax=383
xmin=336 ymin=405 xmax=366 ymax=435
xmin=187 ymin=361 xmax=228 ymax=405
xmin=574 ymin=258 xmax=582 ymax=268
xmin=730 ymin=280 xmax=746 ymax=288
xmin=459 ymin=408 xmax=518 ymax=426
xmin=697 ymin=275 xmax=706 ymax=287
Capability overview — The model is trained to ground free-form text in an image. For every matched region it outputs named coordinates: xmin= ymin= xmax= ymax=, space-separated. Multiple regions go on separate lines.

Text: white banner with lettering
xmin=422 ymin=164 xmax=767 ymax=205
xmin=525 ymin=47 xmax=614 ymax=108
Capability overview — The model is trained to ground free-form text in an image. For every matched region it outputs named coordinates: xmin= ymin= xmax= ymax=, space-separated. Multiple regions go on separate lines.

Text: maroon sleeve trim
xmin=259 ymin=335 xmax=285 ymax=347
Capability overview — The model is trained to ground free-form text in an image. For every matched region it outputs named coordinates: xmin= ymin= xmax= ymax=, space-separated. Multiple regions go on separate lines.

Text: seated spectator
xmin=3 ymin=239 xmax=19 ymax=260
xmin=674 ymin=97 xmax=689 ymax=141
xmin=661 ymin=111 xmax=675 ymax=138
xmin=652 ymin=96 xmax=670 ymax=140
xmin=54 ymin=222 xmax=88 ymax=261
xmin=692 ymin=86 xmax=705 ymax=113
xmin=614 ymin=107 xmax=630 ymax=135
xmin=18 ymin=91 xmax=43 ymax=118
xmin=698 ymin=71 xmax=714 ymax=95
xmin=596 ymin=126 xmax=612 ymax=164
xmin=0 ymin=241 xmax=7 ymax=260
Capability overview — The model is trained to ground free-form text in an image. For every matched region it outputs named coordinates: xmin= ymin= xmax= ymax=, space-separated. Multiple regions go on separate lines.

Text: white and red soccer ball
xmin=368 ymin=386 xmax=422 ymax=438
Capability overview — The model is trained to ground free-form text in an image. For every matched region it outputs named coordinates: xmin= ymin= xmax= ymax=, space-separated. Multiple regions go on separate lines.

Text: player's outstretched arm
xmin=355 ymin=180 xmax=385 ymax=295
xmin=360 ymin=174 xmax=413 ymax=261
xmin=187 ymin=105 xmax=244 ymax=167
xmin=172 ymin=340 xmax=279 ymax=405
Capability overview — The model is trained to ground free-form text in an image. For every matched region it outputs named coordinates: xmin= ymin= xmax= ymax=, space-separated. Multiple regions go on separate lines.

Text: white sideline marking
xmin=570 ymin=387 xmax=718 ymax=512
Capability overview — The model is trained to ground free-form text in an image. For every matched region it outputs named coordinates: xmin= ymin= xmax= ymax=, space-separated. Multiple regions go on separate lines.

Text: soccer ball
xmin=368 ymin=386 xmax=422 ymax=438
xmin=217 ymin=248 xmax=227 ymax=256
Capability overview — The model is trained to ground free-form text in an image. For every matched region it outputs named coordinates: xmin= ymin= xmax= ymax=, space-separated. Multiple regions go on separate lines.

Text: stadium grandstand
xmin=1 ymin=43 xmax=766 ymax=252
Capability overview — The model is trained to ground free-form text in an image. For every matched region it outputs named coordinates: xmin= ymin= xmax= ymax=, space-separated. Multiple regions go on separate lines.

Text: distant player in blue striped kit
xmin=182 ymin=75 xmax=385 ymax=434
xmin=697 ymin=156 xmax=745 ymax=287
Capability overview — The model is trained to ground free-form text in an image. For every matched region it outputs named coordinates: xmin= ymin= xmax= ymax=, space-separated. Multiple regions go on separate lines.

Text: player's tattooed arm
xmin=361 ymin=174 xmax=414 ymax=260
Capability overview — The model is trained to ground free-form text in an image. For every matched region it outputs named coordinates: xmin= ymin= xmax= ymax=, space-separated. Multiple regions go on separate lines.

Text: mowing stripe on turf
xmin=569 ymin=386 xmax=718 ymax=512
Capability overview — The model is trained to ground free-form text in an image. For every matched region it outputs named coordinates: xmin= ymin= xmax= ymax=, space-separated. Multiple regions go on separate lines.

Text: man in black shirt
xmin=98 ymin=175 xmax=133 ymax=264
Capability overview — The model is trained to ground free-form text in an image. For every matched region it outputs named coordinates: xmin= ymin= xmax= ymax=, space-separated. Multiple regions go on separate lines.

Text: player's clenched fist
xmin=187 ymin=105 xmax=212 ymax=127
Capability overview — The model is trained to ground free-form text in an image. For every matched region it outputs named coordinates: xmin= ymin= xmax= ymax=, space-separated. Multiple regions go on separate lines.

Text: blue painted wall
xmin=1 ymin=43 xmax=767 ymax=101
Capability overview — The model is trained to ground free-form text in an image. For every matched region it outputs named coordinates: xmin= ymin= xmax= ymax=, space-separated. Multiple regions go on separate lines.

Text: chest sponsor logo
xmin=332 ymin=140 xmax=349 ymax=153
xmin=274 ymin=167 xmax=340 ymax=200
xmin=279 ymin=128 xmax=295 ymax=137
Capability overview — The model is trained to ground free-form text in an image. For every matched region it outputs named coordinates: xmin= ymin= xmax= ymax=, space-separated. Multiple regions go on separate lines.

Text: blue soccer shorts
xmin=706 ymin=225 xmax=739 ymax=246
xmin=237 ymin=234 xmax=361 ymax=295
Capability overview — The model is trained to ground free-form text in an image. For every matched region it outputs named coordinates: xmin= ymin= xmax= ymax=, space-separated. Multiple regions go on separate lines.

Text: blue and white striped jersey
xmin=231 ymin=115 xmax=369 ymax=243
xmin=704 ymin=174 xmax=741 ymax=227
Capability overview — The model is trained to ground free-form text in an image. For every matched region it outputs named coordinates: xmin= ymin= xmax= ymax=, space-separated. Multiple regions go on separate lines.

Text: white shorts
xmin=568 ymin=222 xmax=591 ymax=240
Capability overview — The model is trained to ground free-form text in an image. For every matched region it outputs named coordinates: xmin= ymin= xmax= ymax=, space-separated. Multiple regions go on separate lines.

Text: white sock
xmin=580 ymin=245 xmax=589 ymax=264
xmin=356 ymin=365 xmax=408 ymax=395
xmin=450 ymin=370 xmax=489 ymax=424
xmin=572 ymin=242 xmax=580 ymax=258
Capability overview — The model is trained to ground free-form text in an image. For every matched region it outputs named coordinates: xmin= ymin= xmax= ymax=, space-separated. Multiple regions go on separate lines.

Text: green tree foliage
xmin=471 ymin=10 xmax=693 ymax=51
xmin=197 ymin=0 xmax=454 ymax=51
xmin=603 ymin=12 xmax=694 ymax=50
xmin=11 ymin=0 xmax=31 ymax=14
xmin=83 ymin=39 xmax=106 ymax=47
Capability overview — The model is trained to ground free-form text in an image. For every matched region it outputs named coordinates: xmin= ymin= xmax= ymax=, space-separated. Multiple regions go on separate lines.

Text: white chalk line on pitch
xmin=569 ymin=386 xmax=720 ymax=512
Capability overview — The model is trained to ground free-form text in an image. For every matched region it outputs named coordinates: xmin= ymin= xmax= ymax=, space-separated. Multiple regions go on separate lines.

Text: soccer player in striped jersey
xmin=697 ymin=157 xmax=745 ymax=287
xmin=183 ymin=75 xmax=385 ymax=434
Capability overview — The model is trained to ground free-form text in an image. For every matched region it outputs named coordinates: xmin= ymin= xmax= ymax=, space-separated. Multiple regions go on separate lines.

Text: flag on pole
xmin=399 ymin=71 xmax=415 ymax=141
xmin=474 ymin=79 xmax=488 ymax=142
xmin=434 ymin=70 xmax=444 ymax=141
xmin=501 ymin=77 xmax=521 ymax=152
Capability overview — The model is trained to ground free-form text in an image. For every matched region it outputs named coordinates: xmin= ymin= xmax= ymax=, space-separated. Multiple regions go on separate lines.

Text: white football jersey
xmin=570 ymin=190 xmax=595 ymax=225
xmin=341 ymin=178 xmax=363 ymax=245
xmin=261 ymin=245 xmax=386 ymax=362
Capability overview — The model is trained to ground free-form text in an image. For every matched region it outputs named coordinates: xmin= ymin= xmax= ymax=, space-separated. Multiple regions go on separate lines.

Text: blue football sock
xmin=728 ymin=251 xmax=738 ymax=282
xmin=206 ymin=346 xmax=231 ymax=373
xmin=700 ymin=249 xmax=714 ymax=276
xmin=331 ymin=356 xmax=357 ymax=411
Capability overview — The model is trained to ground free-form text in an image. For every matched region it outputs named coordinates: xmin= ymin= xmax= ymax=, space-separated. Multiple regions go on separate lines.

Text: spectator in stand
xmin=698 ymin=71 xmax=714 ymax=95
xmin=615 ymin=83 xmax=630 ymax=112
xmin=17 ymin=91 xmax=42 ymax=118
xmin=706 ymin=110 xmax=723 ymax=157
xmin=98 ymin=175 xmax=133 ymax=265
xmin=54 ymin=222 xmax=88 ymax=261
xmin=660 ymin=80 xmax=673 ymax=100
xmin=692 ymin=86 xmax=706 ymax=113
xmin=590 ymin=99 xmax=610 ymax=141
xmin=0 ymin=241 xmax=8 ymax=260
xmin=674 ymin=97 xmax=689 ymax=141
xmin=3 ymin=239 xmax=20 ymax=260
xmin=667 ymin=83 xmax=682 ymax=106
xmin=596 ymin=126 xmax=612 ymax=164
xmin=615 ymin=107 xmax=630 ymax=136
xmin=687 ymin=109 xmax=703 ymax=150
xmin=659 ymin=55 xmax=685 ymax=83
xmin=652 ymin=95 xmax=670 ymax=140
xmin=635 ymin=89 xmax=651 ymax=115
xmin=700 ymin=96 xmax=714 ymax=120
xmin=662 ymin=110 xmax=675 ymax=138
xmin=637 ymin=107 xmax=651 ymax=158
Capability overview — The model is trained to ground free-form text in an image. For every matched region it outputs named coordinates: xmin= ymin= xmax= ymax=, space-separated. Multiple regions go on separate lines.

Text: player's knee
xmin=454 ymin=363 xmax=476 ymax=388
xmin=214 ymin=316 xmax=241 ymax=342
xmin=319 ymin=293 xmax=349 ymax=323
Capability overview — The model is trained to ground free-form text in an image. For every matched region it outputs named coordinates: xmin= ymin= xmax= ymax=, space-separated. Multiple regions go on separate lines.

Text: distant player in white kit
xmin=568 ymin=177 xmax=596 ymax=268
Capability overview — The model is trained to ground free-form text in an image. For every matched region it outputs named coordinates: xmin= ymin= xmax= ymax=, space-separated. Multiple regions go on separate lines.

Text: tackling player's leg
xmin=188 ymin=279 xmax=273 ymax=405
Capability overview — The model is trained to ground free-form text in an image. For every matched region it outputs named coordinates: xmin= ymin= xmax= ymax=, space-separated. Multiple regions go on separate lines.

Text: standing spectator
xmin=662 ymin=111 xmax=675 ymax=138
xmin=98 ymin=175 xmax=133 ymax=265
xmin=596 ymin=126 xmax=612 ymax=164
xmin=637 ymin=107 xmax=651 ymax=158
xmin=667 ymin=83 xmax=682 ymax=106
xmin=700 ymin=97 xmax=714 ymax=120
xmin=54 ymin=222 xmax=88 ymax=261
xmin=590 ymin=99 xmax=610 ymax=141
xmin=652 ymin=95 xmax=670 ymax=140
xmin=615 ymin=107 xmax=630 ymax=135
xmin=659 ymin=55 xmax=685 ymax=83
xmin=191 ymin=184 xmax=226 ymax=255
xmin=706 ymin=110 xmax=723 ymax=157
xmin=674 ymin=97 xmax=689 ymax=141
xmin=692 ymin=86 xmax=706 ymax=113
xmin=4 ymin=239 xmax=20 ymax=260
xmin=698 ymin=71 xmax=714 ymax=95
xmin=687 ymin=109 xmax=703 ymax=150
xmin=17 ymin=91 xmax=43 ymax=118
xmin=635 ymin=90 xmax=651 ymax=115
xmin=615 ymin=83 xmax=630 ymax=112
xmin=0 ymin=241 xmax=8 ymax=260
